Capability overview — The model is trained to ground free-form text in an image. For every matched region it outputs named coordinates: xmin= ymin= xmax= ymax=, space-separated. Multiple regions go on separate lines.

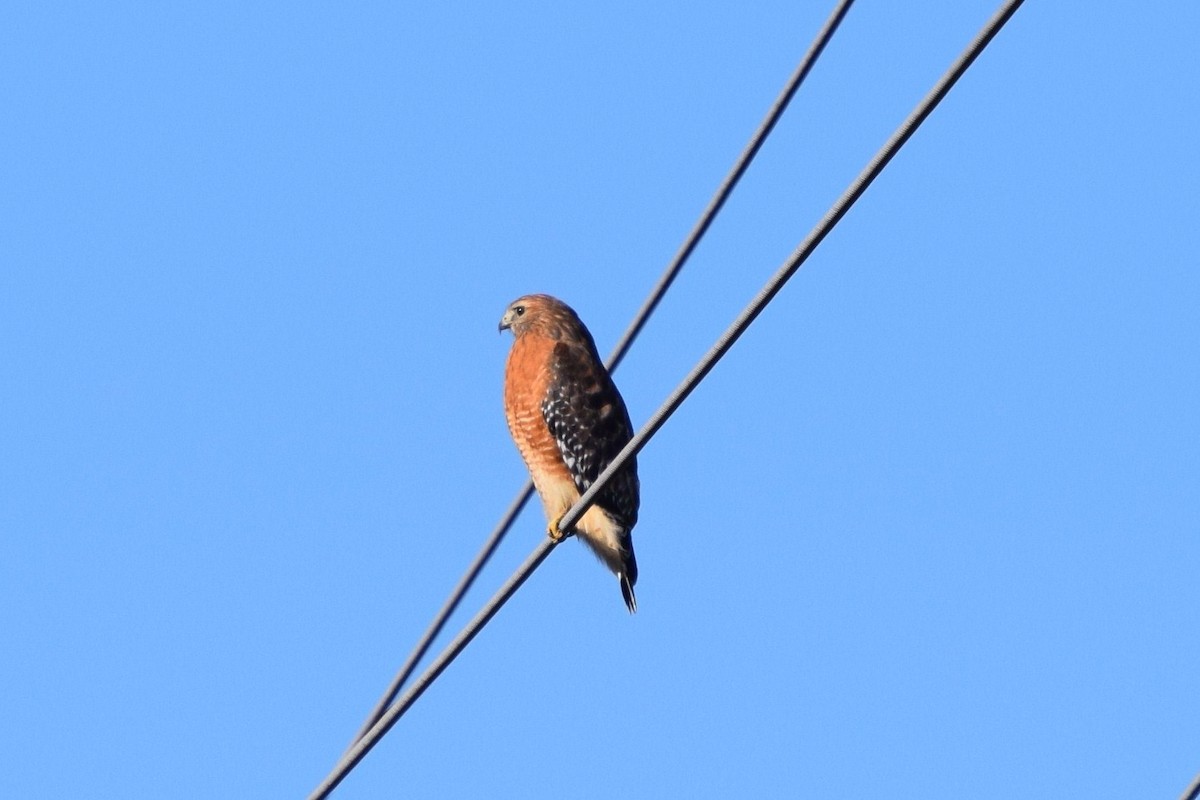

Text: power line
xmin=1180 ymin=770 xmax=1200 ymax=800
xmin=555 ymin=0 xmax=1027 ymax=546
xmin=604 ymin=0 xmax=857 ymax=375
xmin=309 ymin=2 xmax=1025 ymax=796
xmin=343 ymin=0 xmax=857 ymax=752
xmin=344 ymin=483 xmax=532 ymax=748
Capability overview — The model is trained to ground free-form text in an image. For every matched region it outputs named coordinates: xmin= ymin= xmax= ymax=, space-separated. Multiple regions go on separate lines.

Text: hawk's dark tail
xmin=619 ymin=548 xmax=638 ymax=614
xmin=620 ymin=572 xmax=637 ymax=614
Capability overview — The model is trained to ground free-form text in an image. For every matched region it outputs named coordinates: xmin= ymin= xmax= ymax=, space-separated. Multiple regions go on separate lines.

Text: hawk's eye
xmin=514 ymin=306 xmax=525 ymax=316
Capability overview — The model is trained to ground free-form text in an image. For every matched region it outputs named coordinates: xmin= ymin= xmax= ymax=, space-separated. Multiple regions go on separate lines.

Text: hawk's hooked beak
xmin=498 ymin=309 xmax=515 ymax=333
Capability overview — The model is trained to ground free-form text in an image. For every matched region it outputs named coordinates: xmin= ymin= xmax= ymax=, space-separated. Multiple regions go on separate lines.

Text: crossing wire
xmin=1181 ymin=770 xmax=1200 ymax=800
xmin=312 ymin=0 xmax=1025 ymax=796
xmin=344 ymin=0 xmax=857 ymax=751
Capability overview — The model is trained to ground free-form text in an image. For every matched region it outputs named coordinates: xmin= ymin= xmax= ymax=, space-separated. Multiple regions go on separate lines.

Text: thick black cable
xmin=558 ymin=0 xmax=1025 ymax=543
xmin=343 ymin=0 xmax=856 ymax=751
xmin=1180 ymin=770 xmax=1200 ymax=800
xmin=309 ymin=3 xmax=1025 ymax=796
xmin=345 ymin=484 xmax=533 ymax=747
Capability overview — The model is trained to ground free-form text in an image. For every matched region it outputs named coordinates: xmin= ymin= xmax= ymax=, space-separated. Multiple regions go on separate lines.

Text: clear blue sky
xmin=3 ymin=2 xmax=1197 ymax=798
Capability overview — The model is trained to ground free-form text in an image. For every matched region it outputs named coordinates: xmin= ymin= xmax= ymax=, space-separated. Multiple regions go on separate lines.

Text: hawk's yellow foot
xmin=547 ymin=514 xmax=567 ymax=541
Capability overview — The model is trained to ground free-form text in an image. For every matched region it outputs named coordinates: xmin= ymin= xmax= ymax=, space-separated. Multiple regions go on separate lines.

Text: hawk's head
xmin=499 ymin=294 xmax=585 ymax=341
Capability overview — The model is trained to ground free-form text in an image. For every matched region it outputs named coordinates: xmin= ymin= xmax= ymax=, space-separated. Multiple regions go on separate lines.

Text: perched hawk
xmin=499 ymin=294 xmax=640 ymax=613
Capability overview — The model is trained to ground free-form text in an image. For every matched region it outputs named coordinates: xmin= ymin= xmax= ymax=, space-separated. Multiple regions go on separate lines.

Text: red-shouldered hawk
xmin=499 ymin=294 xmax=640 ymax=613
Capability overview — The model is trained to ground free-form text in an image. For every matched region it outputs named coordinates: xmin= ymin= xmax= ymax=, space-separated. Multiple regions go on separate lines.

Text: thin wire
xmin=345 ymin=484 xmax=532 ymax=747
xmin=605 ymin=0 xmax=856 ymax=375
xmin=1180 ymin=770 xmax=1200 ymax=800
xmin=344 ymin=0 xmax=857 ymax=751
xmin=309 ymin=3 xmax=1025 ymax=796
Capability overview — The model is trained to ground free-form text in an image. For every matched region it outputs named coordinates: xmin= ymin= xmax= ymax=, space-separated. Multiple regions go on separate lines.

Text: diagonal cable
xmin=604 ymin=0 xmax=857 ymax=374
xmin=310 ymin=2 xmax=1025 ymax=795
xmin=1180 ymin=770 xmax=1200 ymax=800
xmin=344 ymin=0 xmax=857 ymax=751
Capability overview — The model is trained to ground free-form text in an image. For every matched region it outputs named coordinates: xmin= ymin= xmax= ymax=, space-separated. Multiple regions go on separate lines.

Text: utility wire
xmin=310 ymin=2 xmax=1025 ymax=796
xmin=604 ymin=0 xmax=856 ymax=375
xmin=344 ymin=0 xmax=857 ymax=751
xmin=345 ymin=484 xmax=532 ymax=748
xmin=1180 ymin=770 xmax=1200 ymax=800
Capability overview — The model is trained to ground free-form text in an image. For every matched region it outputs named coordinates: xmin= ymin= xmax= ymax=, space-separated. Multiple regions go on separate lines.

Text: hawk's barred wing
xmin=541 ymin=341 xmax=640 ymax=530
